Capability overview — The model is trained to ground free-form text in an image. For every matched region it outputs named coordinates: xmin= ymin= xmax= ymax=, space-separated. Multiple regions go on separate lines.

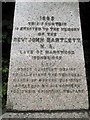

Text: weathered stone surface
xmin=16 ymin=0 xmax=79 ymax=2
xmin=2 ymin=111 xmax=89 ymax=119
xmin=6 ymin=1 xmax=88 ymax=111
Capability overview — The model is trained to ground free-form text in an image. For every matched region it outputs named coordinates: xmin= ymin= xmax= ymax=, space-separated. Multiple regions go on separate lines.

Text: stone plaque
xmin=7 ymin=1 xmax=89 ymax=111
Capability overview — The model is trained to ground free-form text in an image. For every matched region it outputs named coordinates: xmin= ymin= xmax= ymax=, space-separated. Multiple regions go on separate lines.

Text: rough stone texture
xmin=1 ymin=111 xmax=89 ymax=119
xmin=16 ymin=0 xmax=79 ymax=2
xmin=6 ymin=1 xmax=88 ymax=111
